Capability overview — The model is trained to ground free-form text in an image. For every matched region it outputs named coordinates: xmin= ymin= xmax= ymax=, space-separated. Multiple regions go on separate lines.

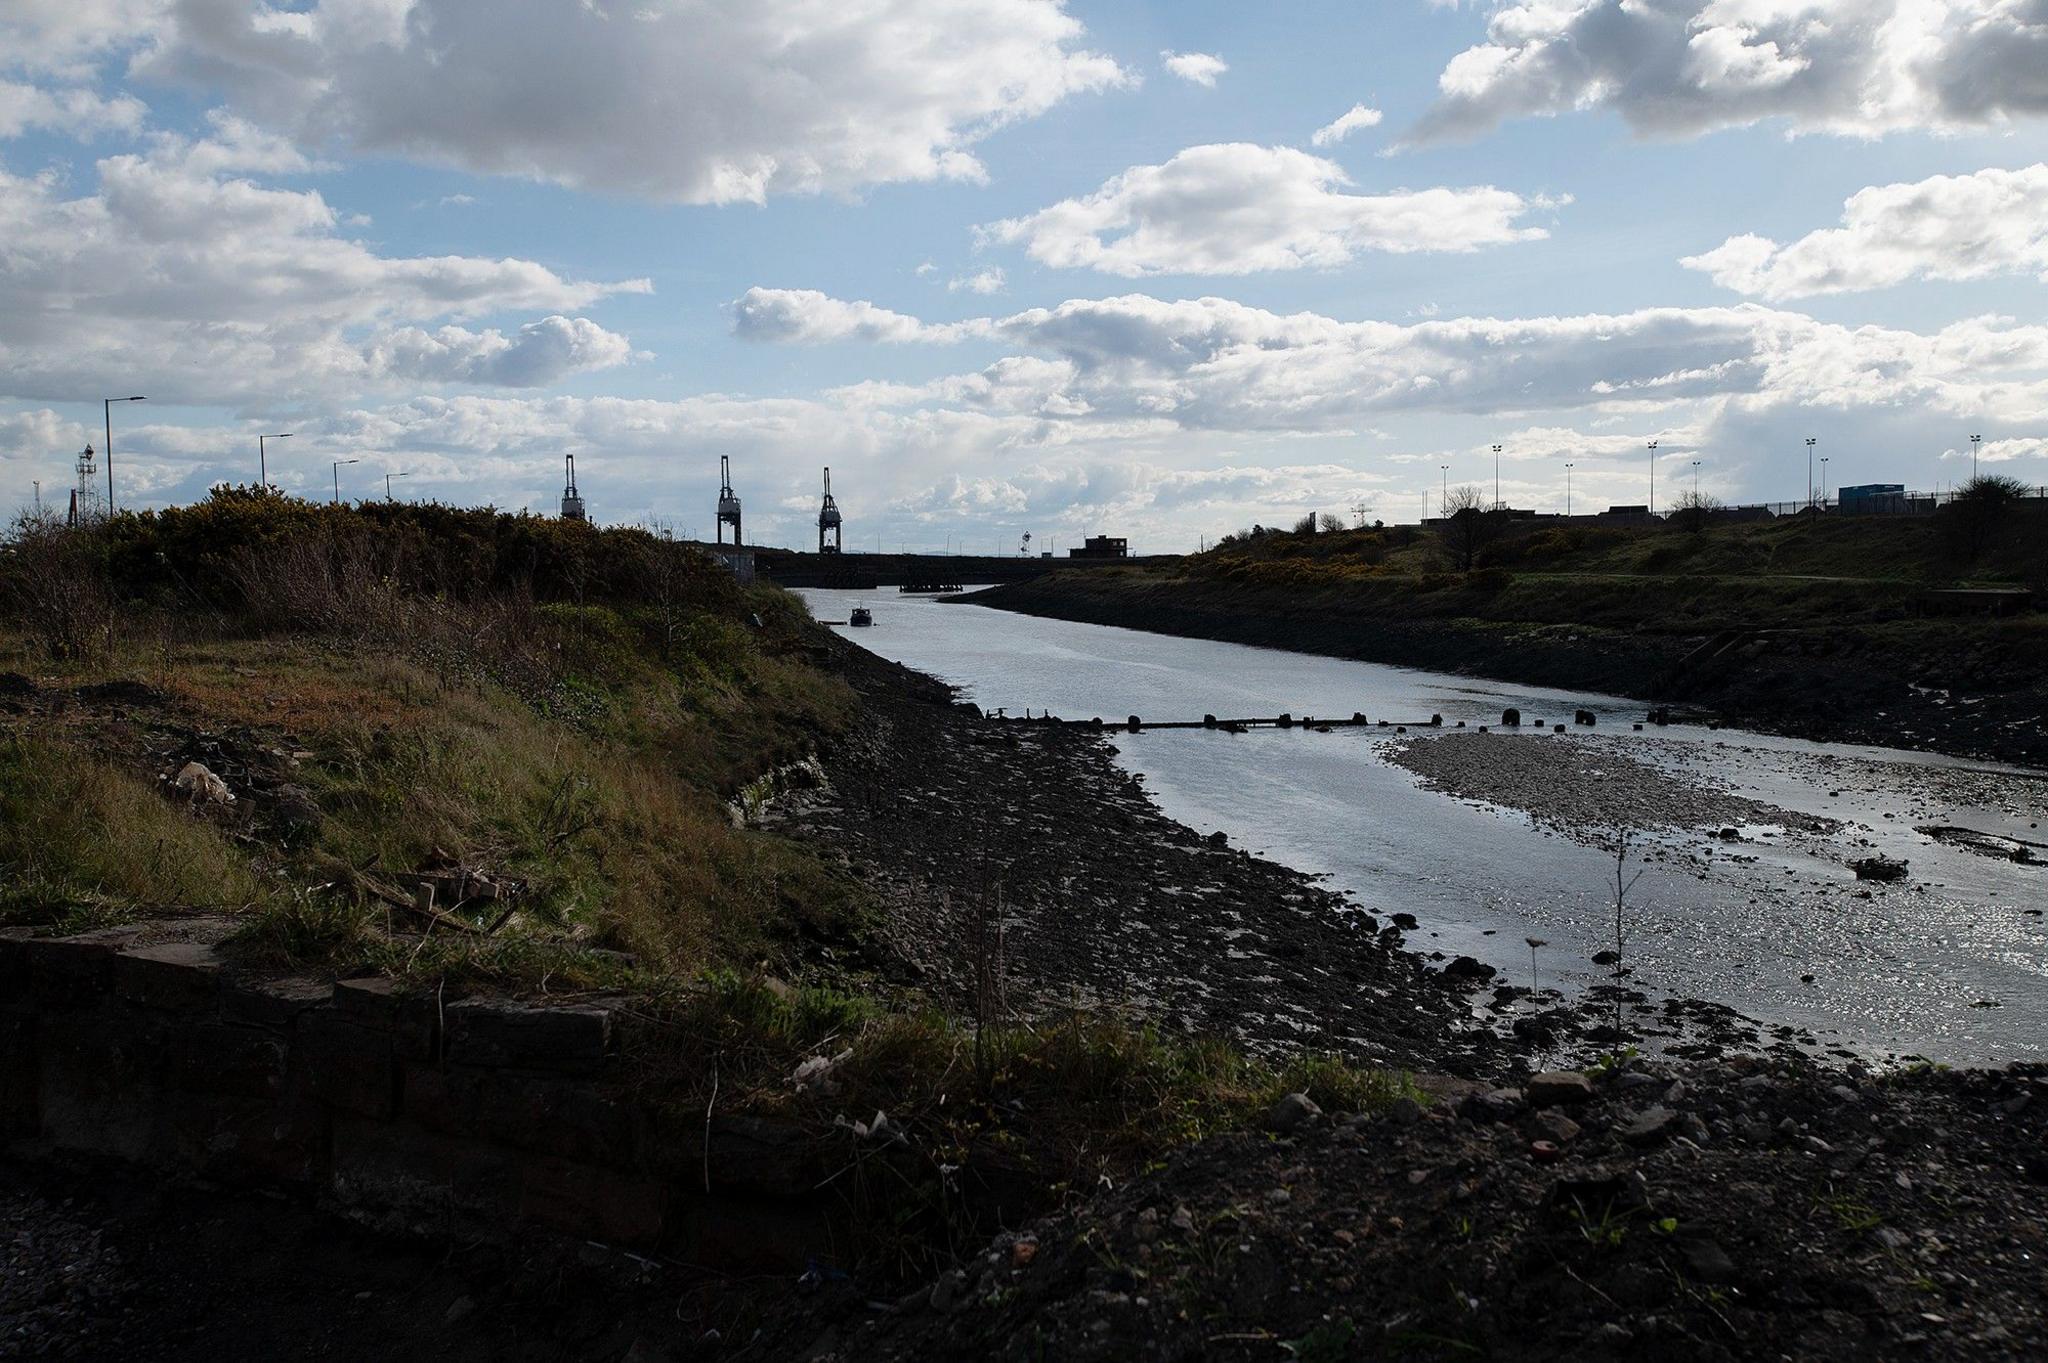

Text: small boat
xmin=849 ymin=606 xmax=874 ymax=627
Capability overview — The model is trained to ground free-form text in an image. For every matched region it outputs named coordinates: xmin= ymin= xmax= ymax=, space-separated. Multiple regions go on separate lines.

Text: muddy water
xmin=805 ymin=588 xmax=2048 ymax=1064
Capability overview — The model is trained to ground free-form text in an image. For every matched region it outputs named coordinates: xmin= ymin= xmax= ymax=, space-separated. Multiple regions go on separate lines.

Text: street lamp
xmin=1564 ymin=462 xmax=1575 ymax=517
xmin=1439 ymin=463 xmax=1449 ymax=507
xmin=103 ymin=396 xmax=145 ymax=512
xmin=1805 ymin=437 xmax=1818 ymax=507
xmin=1492 ymin=444 xmax=1503 ymax=509
xmin=1647 ymin=439 xmax=1658 ymax=515
xmin=385 ymin=470 xmax=411 ymax=500
xmin=259 ymin=433 xmax=290 ymax=487
xmin=1970 ymin=434 xmax=1981 ymax=480
xmin=1691 ymin=459 xmax=1701 ymax=498
xmin=1820 ymin=456 xmax=1830 ymax=505
xmin=332 ymin=458 xmax=360 ymax=504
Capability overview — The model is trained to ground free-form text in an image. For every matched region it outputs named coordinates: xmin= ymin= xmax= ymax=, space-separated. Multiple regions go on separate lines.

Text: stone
xmin=444 ymin=1296 xmax=476 ymax=1325
xmin=1389 ymin=913 xmax=1419 ymax=931
xmin=1459 ymin=1088 xmax=1524 ymax=1123
xmin=1677 ymin=1113 xmax=1712 ymax=1145
xmin=1620 ymin=1107 xmax=1678 ymax=1146
xmin=930 ymin=1270 xmax=968 ymax=1313
xmin=1526 ymin=1071 xmax=1595 ymax=1107
xmin=1268 ymin=1091 xmax=1322 ymax=1134
xmin=1442 ymin=956 xmax=1496 ymax=985
xmin=221 ymin=976 xmax=334 ymax=1030
xmin=332 ymin=977 xmax=439 ymax=1060
xmin=26 ymin=927 xmax=150 ymax=1006
xmin=1385 ymin=1096 xmax=1425 ymax=1127
xmin=1679 ymin=1235 xmax=1738 ymax=1284
xmin=298 ymin=1013 xmax=397 ymax=1119
xmin=1529 ymin=1110 xmax=1582 ymax=1145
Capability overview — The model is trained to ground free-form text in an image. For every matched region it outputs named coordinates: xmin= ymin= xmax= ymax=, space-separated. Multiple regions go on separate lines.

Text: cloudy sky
xmin=5 ymin=0 xmax=2048 ymax=551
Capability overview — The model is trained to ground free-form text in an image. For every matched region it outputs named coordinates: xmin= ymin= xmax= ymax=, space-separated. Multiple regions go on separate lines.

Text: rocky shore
xmin=6 ymin=628 xmax=2046 ymax=1361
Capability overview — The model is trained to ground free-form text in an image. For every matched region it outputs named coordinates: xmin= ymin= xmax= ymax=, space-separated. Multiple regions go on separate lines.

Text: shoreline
xmin=958 ymin=574 xmax=2048 ymax=770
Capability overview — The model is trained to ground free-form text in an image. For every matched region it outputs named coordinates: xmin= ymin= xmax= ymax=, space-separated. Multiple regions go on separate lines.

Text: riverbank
xmin=960 ymin=561 xmax=2048 ymax=769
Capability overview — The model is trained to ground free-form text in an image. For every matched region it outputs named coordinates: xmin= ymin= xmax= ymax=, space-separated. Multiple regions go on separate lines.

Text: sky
xmin=4 ymin=0 xmax=2048 ymax=553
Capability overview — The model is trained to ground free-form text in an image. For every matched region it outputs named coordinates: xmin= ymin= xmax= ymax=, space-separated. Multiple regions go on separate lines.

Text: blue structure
xmin=1838 ymin=483 xmax=1906 ymax=514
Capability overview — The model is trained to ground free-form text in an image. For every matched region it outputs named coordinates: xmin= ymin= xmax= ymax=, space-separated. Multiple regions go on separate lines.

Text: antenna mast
xmin=560 ymin=453 xmax=588 ymax=522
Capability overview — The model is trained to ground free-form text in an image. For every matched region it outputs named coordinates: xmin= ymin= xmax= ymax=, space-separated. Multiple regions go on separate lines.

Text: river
xmin=802 ymin=587 xmax=2048 ymax=1065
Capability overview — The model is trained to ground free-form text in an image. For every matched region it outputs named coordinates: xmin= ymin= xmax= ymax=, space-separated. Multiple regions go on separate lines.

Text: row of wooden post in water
xmin=984 ymin=705 xmax=1679 ymax=735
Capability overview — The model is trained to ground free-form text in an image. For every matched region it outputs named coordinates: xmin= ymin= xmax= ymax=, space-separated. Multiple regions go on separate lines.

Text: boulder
xmin=1526 ymin=1071 xmax=1595 ymax=1107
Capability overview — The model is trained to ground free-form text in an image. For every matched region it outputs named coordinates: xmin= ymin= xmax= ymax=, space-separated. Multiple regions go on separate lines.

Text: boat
xmin=898 ymin=583 xmax=962 ymax=595
xmin=849 ymin=606 xmax=874 ymax=627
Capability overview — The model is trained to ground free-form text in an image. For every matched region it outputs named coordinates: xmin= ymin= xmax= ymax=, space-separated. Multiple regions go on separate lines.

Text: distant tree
xmin=1938 ymin=474 xmax=2029 ymax=561
xmin=1292 ymin=513 xmax=1320 ymax=535
xmin=1437 ymin=484 xmax=1509 ymax=571
xmin=1668 ymin=489 xmax=1724 ymax=534
xmin=1318 ymin=511 xmax=1346 ymax=533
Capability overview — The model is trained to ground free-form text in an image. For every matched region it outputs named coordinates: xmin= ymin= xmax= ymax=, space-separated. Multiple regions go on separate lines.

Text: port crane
xmin=715 ymin=455 xmax=742 ymax=545
xmin=817 ymin=466 xmax=842 ymax=553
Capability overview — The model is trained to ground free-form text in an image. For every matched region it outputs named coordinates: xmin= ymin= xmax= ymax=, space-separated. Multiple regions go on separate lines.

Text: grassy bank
xmin=969 ymin=498 xmax=2048 ymax=764
xmin=0 ymin=489 xmax=1416 ymax=1276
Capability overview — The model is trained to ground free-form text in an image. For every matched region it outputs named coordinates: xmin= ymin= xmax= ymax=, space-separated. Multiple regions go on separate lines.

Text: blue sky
xmin=4 ymin=1 xmax=2047 ymax=551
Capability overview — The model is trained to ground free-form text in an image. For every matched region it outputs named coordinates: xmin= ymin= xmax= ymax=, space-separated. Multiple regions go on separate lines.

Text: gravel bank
xmin=1386 ymin=731 xmax=1838 ymax=844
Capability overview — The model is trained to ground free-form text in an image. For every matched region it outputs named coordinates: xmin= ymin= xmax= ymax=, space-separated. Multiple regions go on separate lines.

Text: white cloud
xmin=738 ymin=287 xmax=2048 ymax=433
xmin=1403 ymin=0 xmax=2048 ymax=147
xmin=134 ymin=0 xmax=1132 ymax=205
xmin=0 ymin=125 xmax=646 ymax=404
xmin=1161 ymin=51 xmax=1228 ymax=87
xmin=1311 ymin=103 xmax=1384 ymax=146
xmin=0 ymin=81 xmax=146 ymax=139
xmin=1682 ymin=164 xmax=2048 ymax=300
xmin=949 ymin=267 xmax=1008 ymax=295
xmin=731 ymin=288 xmax=989 ymax=344
xmin=981 ymin=143 xmax=1561 ymax=276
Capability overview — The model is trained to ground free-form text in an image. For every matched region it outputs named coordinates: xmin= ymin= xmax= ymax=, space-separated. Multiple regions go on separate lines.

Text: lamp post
xmin=1820 ymin=456 xmax=1830 ymax=505
xmin=1439 ymin=463 xmax=1449 ymax=508
xmin=1970 ymin=434 xmax=1981 ymax=480
xmin=259 ymin=433 xmax=290 ymax=487
xmin=1492 ymin=444 xmax=1502 ymax=509
xmin=103 ymin=396 xmax=145 ymax=513
xmin=332 ymin=458 xmax=360 ymax=504
xmin=1805 ymin=437 xmax=1817 ymax=507
xmin=1692 ymin=459 xmax=1701 ymax=498
xmin=385 ymin=470 xmax=411 ymax=500
xmin=1647 ymin=439 xmax=1658 ymax=515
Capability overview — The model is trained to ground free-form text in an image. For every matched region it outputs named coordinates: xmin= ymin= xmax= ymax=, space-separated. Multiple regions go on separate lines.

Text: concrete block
xmin=332 ymin=976 xmax=440 ymax=1060
xmin=34 ymin=1009 xmax=167 ymax=1158
xmin=113 ymin=941 xmax=224 ymax=1012
xmin=221 ymin=975 xmax=333 ymax=1031
xmin=446 ymin=998 xmax=611 ymax=1075
xmin=298 ymin=1012 xmax=397 ymax=1119
xmin=25 ymin=927 xmax=149 ymax=1007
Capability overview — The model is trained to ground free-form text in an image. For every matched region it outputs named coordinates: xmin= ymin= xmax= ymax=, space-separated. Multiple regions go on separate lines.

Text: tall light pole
xmin=259 ymin=432 xmax=290 ymax=487
xmin=1564 ymin=462 xmax=1574 ymax=517
xmin=332 ymin=458 xmax=360 ymax=504
xmin=103 ymin=396 xmax=145 ymax=513
xmin=1492 ymin=444 xmax=1502 ymax=509
xmin=1646 ymin=439 xmax=1658 ymax=514
xmin=1820 ymin=456 xmax=1830 ymax=505
xmin=385 ymin=470 xmax=411 ymax=500
xmin=1692 ymin=459 xmax=1701 ymax=498
xmin=1439 ymin=463 xmax=1449 ymax=508
xmin=1971 ymin=434 xmax=1981 ymax=480
xmin=1805 ymin=437 xmax=1817 ymax=507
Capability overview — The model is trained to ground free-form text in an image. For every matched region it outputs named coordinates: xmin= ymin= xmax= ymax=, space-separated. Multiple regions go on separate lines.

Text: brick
xmin=113 ymin=941 xmax=223 ymax=1012
xmin=298 ymin=1012 xmax=397 ymax=1119
xmin=445 ymin=998 xmax=611 ymax=1075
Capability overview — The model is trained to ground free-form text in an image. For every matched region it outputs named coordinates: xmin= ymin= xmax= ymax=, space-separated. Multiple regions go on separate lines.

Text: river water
xmin=803 ymin=587 xmax=2048 ymax=1065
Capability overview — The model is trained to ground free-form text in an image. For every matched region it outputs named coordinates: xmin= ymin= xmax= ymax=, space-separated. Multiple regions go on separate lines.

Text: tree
xmin=1318 ymin=511 xmax=1345 ymax=533
xmin=1667 ymin=489 xmax=1723 ymax=534
xmin=1939 ymin=474 xmax=2029 ymax=562
xmin=1437 ymin=484 xmax=1508 ymax=571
